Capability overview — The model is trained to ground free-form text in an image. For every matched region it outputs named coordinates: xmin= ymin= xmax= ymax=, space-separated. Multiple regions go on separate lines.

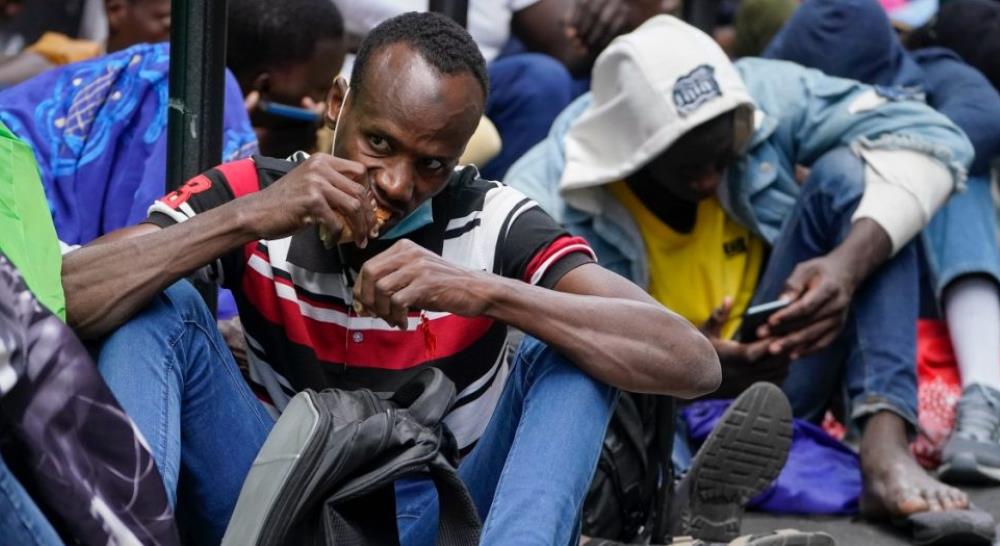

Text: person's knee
xmin=160 ymin=280 xmax=213 ymax=320
xmin=513 ymin=336 xmax=617 ymax=404
xmin=801 ymin=148 xmax=865 ymax=201
xmin=96 ymin=281 xmax=207 ymax=375
xmin=513 ymin=335 xmax=565 ymax=376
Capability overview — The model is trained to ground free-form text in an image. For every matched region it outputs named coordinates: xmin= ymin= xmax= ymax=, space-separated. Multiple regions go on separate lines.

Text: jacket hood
xmin=560 ymin=15 xmax=755 ymax=198
xmin=764 ymin=0 xmax=923 ymax=88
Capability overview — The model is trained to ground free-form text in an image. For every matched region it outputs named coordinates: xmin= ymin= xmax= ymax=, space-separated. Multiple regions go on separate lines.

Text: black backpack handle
xmin=390 ymin=368 xmax=456 ymax=427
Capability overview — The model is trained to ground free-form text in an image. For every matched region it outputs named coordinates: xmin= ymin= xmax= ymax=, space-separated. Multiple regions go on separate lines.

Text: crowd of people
xmin=0 ymin=0 xmax=998 ymax=545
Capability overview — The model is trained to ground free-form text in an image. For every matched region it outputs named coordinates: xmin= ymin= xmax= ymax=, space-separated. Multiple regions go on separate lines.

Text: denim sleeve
xmin=504 ymin=95 xmax=592 ymax=221
xmin=737 ymin=58 xmax=974 ymax=183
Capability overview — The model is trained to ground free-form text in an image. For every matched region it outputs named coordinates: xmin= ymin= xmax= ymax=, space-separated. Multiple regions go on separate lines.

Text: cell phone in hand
xmin=738 ymin=299 xmax=790 ymax=342
xmin=258 ymin=101 xmax=320 ymax=123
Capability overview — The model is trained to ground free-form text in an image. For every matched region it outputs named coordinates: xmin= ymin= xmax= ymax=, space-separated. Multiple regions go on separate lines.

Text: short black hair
xmin=226 ymin=0 xmax=344 ymax=84
xmin=351 ymin=11 xmax=488 ymax=100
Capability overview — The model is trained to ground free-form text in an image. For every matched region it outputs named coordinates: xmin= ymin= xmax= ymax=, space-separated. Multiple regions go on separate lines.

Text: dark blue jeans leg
xmin=753 ymin=149 xmax=920 ymax=430
xmin=97 ymin=281 xmax=275 ymax=544
xmin=922 ymin=174 xmax=1000 ymax=297
xmin=483 ymin=53 xmax=574 ymax=181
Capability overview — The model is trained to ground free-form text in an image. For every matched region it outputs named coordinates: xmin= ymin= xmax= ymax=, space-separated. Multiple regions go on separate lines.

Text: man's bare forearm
xmin=63 ymin=200 xmax=257 ymax=339
xmin=477 ymin=271 xmax=721 ymax=398
xmin=830 ymin=218 xmax=893 ymax=289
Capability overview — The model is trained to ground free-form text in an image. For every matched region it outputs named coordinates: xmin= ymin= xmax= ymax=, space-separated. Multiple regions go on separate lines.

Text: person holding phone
xmin=506 ymin=15 xmax=976 ymax=527
xmin=228 ymin=0 xmax=347 ymax=159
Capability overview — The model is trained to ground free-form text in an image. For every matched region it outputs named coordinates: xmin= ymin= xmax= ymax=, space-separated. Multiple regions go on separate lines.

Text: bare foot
xmin=859 ymin=411 xmax=969 ymax=519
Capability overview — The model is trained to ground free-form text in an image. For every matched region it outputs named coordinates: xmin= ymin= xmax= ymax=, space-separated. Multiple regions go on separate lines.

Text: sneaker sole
xmin=937 ymin=452 xmax=1000 ymax=484
xmin=679 ymin=382 xmax=794 ymax=542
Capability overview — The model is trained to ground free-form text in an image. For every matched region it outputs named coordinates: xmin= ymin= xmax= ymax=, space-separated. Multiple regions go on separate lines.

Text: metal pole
xmin=429 ymin=0 xmax=468 ymax=28
xmin=167 ymin=0 xmax=227 ymax=190
xmin=167 ymin=0 xmax=228 ymax=311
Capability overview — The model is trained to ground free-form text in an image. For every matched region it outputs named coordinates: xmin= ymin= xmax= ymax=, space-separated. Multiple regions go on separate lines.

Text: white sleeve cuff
xmin=852 ymin=149 xmax=955 ymax=254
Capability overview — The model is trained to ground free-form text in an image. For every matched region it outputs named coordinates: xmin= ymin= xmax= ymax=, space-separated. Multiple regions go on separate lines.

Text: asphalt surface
xmin=742 ymin=484 xmax=1000 ymax=545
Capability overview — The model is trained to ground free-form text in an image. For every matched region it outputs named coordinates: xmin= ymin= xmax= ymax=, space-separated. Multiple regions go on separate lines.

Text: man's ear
xmin=105 ymin=0 xmax=127 ymax=34
xmin=325 ymin=76 xmax=349 ymax=131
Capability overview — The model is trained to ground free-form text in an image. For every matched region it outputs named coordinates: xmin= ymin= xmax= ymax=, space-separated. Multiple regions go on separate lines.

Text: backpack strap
xmin=650 ymin=395 xmax=677 ymax=543
xmin=427 ymin=453 xmax=482 ymax=546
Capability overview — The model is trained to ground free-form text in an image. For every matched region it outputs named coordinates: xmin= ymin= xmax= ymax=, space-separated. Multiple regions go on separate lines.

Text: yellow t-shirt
xmin=609 ymin=182 xmax=764 ymax=339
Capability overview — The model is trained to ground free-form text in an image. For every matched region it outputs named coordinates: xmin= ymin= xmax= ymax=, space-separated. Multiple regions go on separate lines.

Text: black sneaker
xmin=939 ymin=383 xmax=1000 ymax=484
xmin=670 ymin=382 xmax=794 ymax=542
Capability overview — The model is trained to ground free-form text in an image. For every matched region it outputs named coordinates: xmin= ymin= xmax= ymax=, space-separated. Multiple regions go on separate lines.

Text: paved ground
xmin=743 ymin=484 xmax=1000 ymax=545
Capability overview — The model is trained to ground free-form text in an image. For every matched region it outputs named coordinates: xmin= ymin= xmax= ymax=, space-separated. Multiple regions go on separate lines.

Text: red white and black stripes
xmin=146 ymin=157 xmax=596 ymax=450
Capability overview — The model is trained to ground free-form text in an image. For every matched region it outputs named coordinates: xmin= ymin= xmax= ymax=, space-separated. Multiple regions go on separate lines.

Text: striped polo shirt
xmin=146 ymin=156 xmax=595 ymax=451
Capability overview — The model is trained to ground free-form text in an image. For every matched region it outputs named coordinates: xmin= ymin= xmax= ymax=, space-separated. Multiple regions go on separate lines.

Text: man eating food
xmin=60 ymin=12 xmax=720 ymax=545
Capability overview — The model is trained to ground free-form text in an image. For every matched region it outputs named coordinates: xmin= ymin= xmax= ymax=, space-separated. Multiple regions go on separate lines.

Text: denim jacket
xmin=504 ymin=58 xmax=974 ymax=288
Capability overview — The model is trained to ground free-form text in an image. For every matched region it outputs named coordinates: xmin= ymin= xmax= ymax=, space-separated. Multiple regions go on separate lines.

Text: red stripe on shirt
xmin=239 ymin=263 xmax=495 ymax=369
xmin=216 ymin=158 xmax=260 ymax=199
xmin=523 ymin=235 xmax=594 ymax=283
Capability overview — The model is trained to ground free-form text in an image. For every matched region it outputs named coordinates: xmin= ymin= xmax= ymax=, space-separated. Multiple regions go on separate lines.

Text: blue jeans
xmin=0 ymin=455 xmax=63 ymax=545
xmin=483 ymin=54 xmax=576 ymax=181
xmin=761 ymin=149 xmax=920 ymax=431
xmin=98 ymin=282 xmax=617 ymax=545
xmin=396 ymin=336 xmax=617 ymax=546
xmin=97 ymin=282 xmax=275 ymax=544
xmin=922 ymin=174 xmax=1000 ymax=298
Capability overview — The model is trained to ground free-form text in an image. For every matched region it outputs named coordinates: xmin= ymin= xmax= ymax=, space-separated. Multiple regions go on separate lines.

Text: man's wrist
xmin=469 ymin=271 xmax=511 ymax=320
xmin=227 ymin=196 xmax=267 ymax=242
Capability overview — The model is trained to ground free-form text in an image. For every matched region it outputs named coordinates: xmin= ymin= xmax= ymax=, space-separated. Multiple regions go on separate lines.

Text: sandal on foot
xmin=901 ymin=507 xmax=997 ymax=546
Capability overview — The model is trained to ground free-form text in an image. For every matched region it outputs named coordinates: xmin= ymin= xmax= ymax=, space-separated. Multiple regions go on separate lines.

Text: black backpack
xmin=582 ymin=393 xmax=676 ymax=543
xmin=223 ymin=367 xmax=481 ymax=546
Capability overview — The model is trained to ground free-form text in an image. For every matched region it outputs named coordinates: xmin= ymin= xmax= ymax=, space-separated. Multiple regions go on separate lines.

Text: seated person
xmin=505 ymin=15 xmax=974 ymax=522
xmin=730 ymin=0 xmax=796 ymax=58
xmin=0 ymin=116 xmax=178 ymax=546
xmin=229 ymin=0 xmax=347 ymax=158
xmin=61 ymin=12 xmax=720 ymax=545
xmin=764 ymin=0 xmax=1000 ymax=485
xmin=0 ymin=0 xmax=171 ymax=87
xmin=0 ymin=0 xmax=345 ymax=245
xmin=906 ymin=0 xmax=1000 ymax=95
xmin=334 ymin=0 xmax=676 ymax=180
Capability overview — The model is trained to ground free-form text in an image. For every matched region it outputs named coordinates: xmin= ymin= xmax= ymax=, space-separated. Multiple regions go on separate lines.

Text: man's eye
xmin=422 ymin=158 xmax=443 ymax=170
xmin=368 ymin=136 xmax=390 ymax=152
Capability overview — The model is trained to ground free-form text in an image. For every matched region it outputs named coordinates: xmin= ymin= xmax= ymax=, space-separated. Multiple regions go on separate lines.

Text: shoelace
xmin=955 ymin=387 xmax=1000 ymax=442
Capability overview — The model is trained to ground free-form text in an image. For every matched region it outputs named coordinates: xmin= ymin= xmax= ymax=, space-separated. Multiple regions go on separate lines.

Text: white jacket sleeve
xmin=852 ymin=148 xmax=955 ymax=254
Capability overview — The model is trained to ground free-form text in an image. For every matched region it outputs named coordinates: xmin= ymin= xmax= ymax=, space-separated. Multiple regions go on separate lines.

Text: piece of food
xmin=318 ymin=198 xmax=391 ymax=248
xmin=371 ymin=203 xmax=391 ymax=237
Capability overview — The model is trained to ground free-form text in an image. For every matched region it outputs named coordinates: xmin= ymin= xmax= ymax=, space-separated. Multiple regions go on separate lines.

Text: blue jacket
xmin=0 ymin=43 xmax=258 ymax=245
xmin=504 ymin=58 xmax=973 ymax=287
